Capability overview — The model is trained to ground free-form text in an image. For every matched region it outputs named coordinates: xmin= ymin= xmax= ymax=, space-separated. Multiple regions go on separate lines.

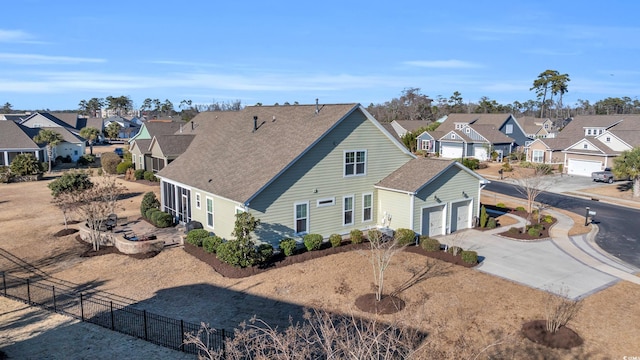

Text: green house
xmin=156 ymin=103 xmax=489 ymax=245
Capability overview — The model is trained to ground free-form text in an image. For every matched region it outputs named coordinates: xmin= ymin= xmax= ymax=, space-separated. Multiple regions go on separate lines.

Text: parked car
xmin=591 ymin=167 xmax=628 ymax=183
xmin=114 ymin=148 xmax=124 ymax=157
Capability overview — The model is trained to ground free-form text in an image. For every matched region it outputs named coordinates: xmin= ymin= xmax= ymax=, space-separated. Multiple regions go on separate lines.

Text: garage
xmin=440 ymin=144 xmax=464 ymax=159
xmin=421 ymin=205 xmax=445 ymax=236
xmin=474 ymin=147 xmax=488 ymax=161
xmin=450 ymin=199 xmax=472 ymax=233
xmin=568 ymin=159 xmax=602 ymax=177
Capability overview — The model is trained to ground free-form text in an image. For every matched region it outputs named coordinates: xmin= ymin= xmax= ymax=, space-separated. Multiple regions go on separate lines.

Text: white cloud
xmin=0 ymin=29 xmax=32 ymax=42
xmin=403 ymin=60 xmax=482 ymax=69
xmin=0 ymin=53 xmax=106 ymax=65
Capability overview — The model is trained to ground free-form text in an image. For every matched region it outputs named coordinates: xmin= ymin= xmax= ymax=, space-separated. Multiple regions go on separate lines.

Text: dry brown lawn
xmin=1 ymin=174 xmax=639 ymax=358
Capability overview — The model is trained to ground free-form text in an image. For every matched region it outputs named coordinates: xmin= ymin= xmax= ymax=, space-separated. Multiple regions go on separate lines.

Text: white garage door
xmin=421 ymin=205 xmax=445 ymax=237
xmin=450 ymin=200 xmax=472 ymax=233
xmin=441 ymin=144 xmax=463 ymax=159
xmin=568 ymin=159 xmax=602 ymax=177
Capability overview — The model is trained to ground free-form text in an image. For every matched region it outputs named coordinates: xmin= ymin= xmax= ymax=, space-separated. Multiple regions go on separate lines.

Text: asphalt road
xmin=485 ymin=181 xmax=640 ymax=269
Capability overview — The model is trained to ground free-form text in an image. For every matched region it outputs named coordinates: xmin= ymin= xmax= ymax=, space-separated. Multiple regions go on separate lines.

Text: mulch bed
xmin=479 ymin=204 xmax=558 ymax=240
xmin=355 ymin=293 xmax=406 ymax=314
xmin=74 ymin=235 xmax=160 ymax=259
xmin=54 ymin=228 xmax=79 ymax=237
xmin=184 ymin=240 xmax=479 ymax=279
xmin=521 ymin=320 xmax=583 ymax=349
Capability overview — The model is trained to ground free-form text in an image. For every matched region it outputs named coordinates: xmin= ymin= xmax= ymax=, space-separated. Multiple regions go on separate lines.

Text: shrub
xmin=101 ymin=152 xmax=121 ymax=174
xmin=350 ymin=229 xmax=363 ymax=244
xmin=479 ymin=205 xmax=488 ymax=228
xmin=496 ymin=202 xmax=506 ymax=208
xmin=144 ymin=171 xmax=157 ymax=182
xmin=395 ymin=228 xmax=416 ymax=246
xmin=97 ymin=168 xmax=103 ymax=176
xmin=461 ymin=250 xmax=478 ymax=264
xmin=487 ymin=217 xmax=497 ymax=229
xmin=501 ymin=162 xmax=513 ymax=172
xmin=519 ymin=161 xmax=533 ymax=168
xmin=203 ymin=235 xmax=224 ymax=253
xmin=256 ymin=244 xmax=274 ymax=263
xmin=77 ymin=154 xmax=95 ymax=166
xmin=477 ymin=162 xmax=488 ymax=169
xmin=216 ymin=240 xmax=260 ymax=268
xmin=116 ymin=160 xmax=133 ymax=174
xmin=303 ymin=233 xmax=323 ymax=251
xmin=447 ymin=246 xmax=463 ymax=256
xmin=124 ymin=168 xmax=135 ymax=181
xmin=515 ymin=206 xmax=526 ymax=212
xmin=150 ymin=209 xmax=165 ymax=224
xmin=154 ymin=212 xmax=174 ymax=228
xmin=527 ymin=227 xmax=541 ymax=237
xmin=557 ymin=164 xmax=564 ymax=173
xmin=329 ymin=234 xmax=342 ymax=248
xmin=535 ymin=163 xmax=553 ymax=175
xmin=10 ymin=154 xmax=43 ymax=176
xmin=134 ymin=169 xmax=145 ymax=180
xmin=186 ymin=229 xmax=209 ymax=247
xmin=461 ymin=158 xmax=480 ymax=170
xmin=420 ymin=236 xmax=441 ymax=252
xmin=508 ymin=227 xmax=520 ymax=234
xmin=0 ymin=166 xmax=11 ymax=183
xmin=140 ymin=192 xmax=160 ymax=218
xmin=544 ymin=215 xmax=554 ymax=224
xmin=48 ymin=170 xmax=93 ymax=197
xmin=145 ymin=208 xmax=160 ymax=221
xmin=367 ymin=229 xmax=383 ymax=242
xmin=279 ymin=238 xmax=297 ymax=256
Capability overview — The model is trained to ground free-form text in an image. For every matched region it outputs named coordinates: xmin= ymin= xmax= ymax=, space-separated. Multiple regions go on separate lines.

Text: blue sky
xmin=2 ymin=0 xmax=639 ymax=111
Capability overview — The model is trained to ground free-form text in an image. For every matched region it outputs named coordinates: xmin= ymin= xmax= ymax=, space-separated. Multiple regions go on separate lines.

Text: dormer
xmin=454 ymin=122 xmax=467 ymax=130
xmin=584 ymin=127 xmax=605 ymax=136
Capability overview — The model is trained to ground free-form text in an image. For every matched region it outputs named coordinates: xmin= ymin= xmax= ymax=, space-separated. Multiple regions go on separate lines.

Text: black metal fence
xmin=1 ymin=271 xmax=229 ymax=356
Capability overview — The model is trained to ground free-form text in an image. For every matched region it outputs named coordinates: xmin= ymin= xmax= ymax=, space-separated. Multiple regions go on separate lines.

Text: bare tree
xmin=366 ymin=229 xmax=407 ymax=302
xmin=545 ymin=286 xmax=583 ymax=333
xmin=513 ymin=167 xmax=554 ymax=216
xmin=75 ymin=176 xmax=125 ymax=251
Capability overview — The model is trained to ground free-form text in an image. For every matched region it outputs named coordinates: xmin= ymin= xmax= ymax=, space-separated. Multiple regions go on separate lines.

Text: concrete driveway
xmin=445 ymin=229 xmax=618 ymax=299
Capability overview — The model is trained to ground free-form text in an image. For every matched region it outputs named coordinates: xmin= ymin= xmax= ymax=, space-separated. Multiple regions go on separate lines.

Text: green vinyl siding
xmin=412 ymin=165 xmax=481 ymax=233
xmin=131 ymin=125 xmax=151 ymax=141
xmin=189 ymin=188 xmax=241 ymax=240
xmin=376 ymin=189 xmax=411 ymax=230
xmin=249 ymin=109 xmax=413 ymax=245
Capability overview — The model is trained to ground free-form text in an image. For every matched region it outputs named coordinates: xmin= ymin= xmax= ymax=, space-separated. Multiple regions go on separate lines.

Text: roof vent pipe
xmin=253 ymin=116 xmax=258 ymax=132
xmin=315 ymin=98 xmax=319 ymax=114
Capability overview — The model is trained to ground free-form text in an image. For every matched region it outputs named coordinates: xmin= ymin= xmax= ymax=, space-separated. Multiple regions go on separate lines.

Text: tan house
xmin=519 ymin=117 xmax=555 ymax=139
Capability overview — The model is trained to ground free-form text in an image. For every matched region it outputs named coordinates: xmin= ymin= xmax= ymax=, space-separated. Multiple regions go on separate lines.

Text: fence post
xmin=2 ymin=272 xmax=6 ymax=296
xmin=221 ymin=328 xmax=226 ymax=357
xmin=80 ymin=293 xmax=84 ymax=321
xmin=180 ymin=320 xmax=185 ymax=352
xmin=110 ymin=301 xmax=115 ymax=330
xmin=26 ymin=278 xmax=31 ymax=304
xmin=143 ymin=310 xmax=148 ymax=341
xmin=52 ymin=286 xmax=56 ymax=312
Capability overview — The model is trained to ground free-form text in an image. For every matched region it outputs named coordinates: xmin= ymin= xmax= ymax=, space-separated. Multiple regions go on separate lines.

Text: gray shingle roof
xmin=439 ymin=113 xmax=514 ymax=133
xmin=145 ymin=121 xmax=184 ymax=137
xmin=0 ymin=121 xmax=40 ymax=149
xmin=132 ymin=139 xmax=152 ymax=154
xmin=393 ymin=120 xmax=432 ymax=133
xmin=152 ymin=134 xmax=195 ymax=157
xmin=156 ymin=104 xmax=365 ymax=203
xmin=468 ymin=124 xmax=514 ymax=143
xmin=376 ymin=157 xmax=487 ymax=193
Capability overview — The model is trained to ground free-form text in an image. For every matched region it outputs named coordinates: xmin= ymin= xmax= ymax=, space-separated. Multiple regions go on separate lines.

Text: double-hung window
xmin=362 ymin=193 xmax=372 ymax=222
xmin=343 ymin=195 xmax=354 ymax=226
xmin=294 ymin=202 xmax=309 ymax=234
xmin=195 ymin=193 xmax=201 ymax=209
xmin=206 ymin=197 xmax=214 ymax=229
xmin=532 ymin=150 xmax=544 ymax=163
xmin=344 ymin=150 xmax=366 ymax=176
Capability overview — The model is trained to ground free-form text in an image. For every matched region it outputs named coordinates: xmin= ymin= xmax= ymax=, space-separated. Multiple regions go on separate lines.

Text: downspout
xmin=409 ymin=193 xmax=415 ymax=231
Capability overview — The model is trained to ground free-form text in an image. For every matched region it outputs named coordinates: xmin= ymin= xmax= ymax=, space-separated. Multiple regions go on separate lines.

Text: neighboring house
xmin=0 ymin=121 xmax=44 ymax=166
xmin=519 ymin=117 xmax=555 ymax=139
xmin=13 ymin=112 xmax=86 ymax=162
xmin=409 ymin=113 xmax=530 ymax=161
xmin=156 ymin=103 xmax=488 ymax=247
xmin=525 ymin=138 xmax=575 ymax=165
xmin=0 ymin=113 xmax=30 ymax=123
xmin=38 ymin=127 xmax=86 ymax=162
xmin=103 ymin=116 xmax=141 ymax=139
xmin=128 ymin=121 xmax=186 ymax=171
xmin=536 ymin=115 xmax=640 ymax=176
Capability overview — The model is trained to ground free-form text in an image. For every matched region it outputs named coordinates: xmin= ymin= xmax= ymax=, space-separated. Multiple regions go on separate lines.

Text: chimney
xmin=253 ymin=116 xmax=258 ymax=132
xmin=315 ymin=98 xmax=319 ymax=114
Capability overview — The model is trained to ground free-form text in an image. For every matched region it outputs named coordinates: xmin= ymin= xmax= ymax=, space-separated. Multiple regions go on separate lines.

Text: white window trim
xmin=505 ymin=124 xmax=513 ymax=134
xmin=343 ymin=150 xmax=367 ymax=177
xmin=583 ymin=143 xmax=588 ymax=149
xmin=294 ymin=201 xmax=309 ymax=235
xmin=532 ymin=150 xmax=544 ymax=163
xmin=316 ymin=197 xmax=335 ymax=207
xmin=362 ymin=193 xmax=373 ymax=223
xmin=235 ymin=206 xmax=245 ymax=214
xmin=205 ymin=197 xmax=214 ymax=229
xmin=343 ymin=195 xmax=354 ymax=226
xmin=421 ymin=140 xmax=430 ymax=151
xmin=195 ymin=193 xmax=201 ymax=209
